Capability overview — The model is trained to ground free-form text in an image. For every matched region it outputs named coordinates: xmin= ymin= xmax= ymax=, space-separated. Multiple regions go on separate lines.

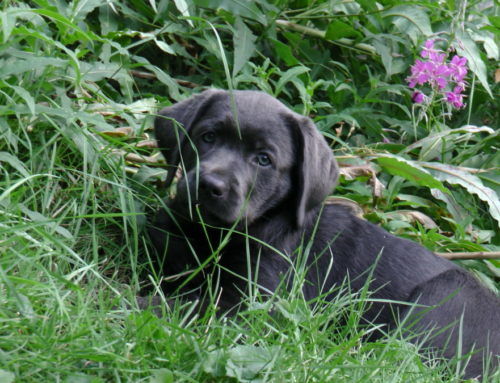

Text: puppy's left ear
xmin=289 ymin=114 xmax=339 ymax=227
xmin=154 ymin=89 xmax=226 ymax=188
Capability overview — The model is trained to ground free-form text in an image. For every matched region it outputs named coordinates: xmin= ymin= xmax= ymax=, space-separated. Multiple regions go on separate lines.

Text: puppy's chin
xmin=173 ymin=199 xmax=245 ymax=228
xmin=195 ymin=203 xmax=250 ymax=228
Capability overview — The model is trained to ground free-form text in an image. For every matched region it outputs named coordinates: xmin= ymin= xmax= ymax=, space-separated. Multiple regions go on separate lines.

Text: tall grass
xmin=0 ymin=0 xmax=498 ymax=381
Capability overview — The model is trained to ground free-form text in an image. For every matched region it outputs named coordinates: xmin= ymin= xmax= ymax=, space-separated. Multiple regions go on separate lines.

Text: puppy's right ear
xmin=154 ymin=89 xmax=225 ymax=187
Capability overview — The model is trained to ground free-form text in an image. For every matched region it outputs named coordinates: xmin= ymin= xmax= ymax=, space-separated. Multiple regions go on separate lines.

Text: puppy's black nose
xmin=200 ymin=174 xmax=227 ymax=198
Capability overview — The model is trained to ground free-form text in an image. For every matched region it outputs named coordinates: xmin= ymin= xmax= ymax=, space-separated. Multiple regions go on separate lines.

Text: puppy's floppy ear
xmin=154 ymin=89 xmax=226 ymax=187
xmin=289 ymin=114 xmax=339 ymax=227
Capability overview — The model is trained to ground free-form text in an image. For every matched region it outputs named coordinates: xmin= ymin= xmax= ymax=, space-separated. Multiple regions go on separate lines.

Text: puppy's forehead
xmin=237 ymin=91 xmax=292 ymax=134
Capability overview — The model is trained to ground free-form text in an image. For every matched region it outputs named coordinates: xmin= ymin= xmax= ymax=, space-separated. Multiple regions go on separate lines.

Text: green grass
xmin=1 ymin=0 xmax=499 ymax=381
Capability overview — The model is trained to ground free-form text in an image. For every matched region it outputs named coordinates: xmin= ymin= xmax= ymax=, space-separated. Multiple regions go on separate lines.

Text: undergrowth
xmin=0 ymin=0 xmax=498 ymax=381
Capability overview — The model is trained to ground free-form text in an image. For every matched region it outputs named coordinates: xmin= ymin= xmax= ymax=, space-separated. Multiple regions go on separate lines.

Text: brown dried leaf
xmin=136 ymin=139 xmax=158 ymax=148
xmin=101 ymin=127 xmax=134 ymax=137
xmin=325 ymin=197 xmax=364 ymax=217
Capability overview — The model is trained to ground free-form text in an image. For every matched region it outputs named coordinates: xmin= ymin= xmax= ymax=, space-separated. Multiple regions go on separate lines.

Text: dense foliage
xmin=0 ymin=0 xmax=498 ymax=381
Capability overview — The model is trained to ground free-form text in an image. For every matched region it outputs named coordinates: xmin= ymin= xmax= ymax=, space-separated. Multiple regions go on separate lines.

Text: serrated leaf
xmin=424 ymin=162 xmax=500 ymax=227
xmin=71 ymin=0 xmax=103 ymax=22
xmin=375 ymin=154 xmax=448 ymax=193
xmin=274 ymin=66 xmax=310 ymax=97
xmin=232 ymin=17 xmax=256 ymax=77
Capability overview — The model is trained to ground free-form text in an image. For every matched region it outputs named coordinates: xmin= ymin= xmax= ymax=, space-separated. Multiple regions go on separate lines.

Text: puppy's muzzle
xmin=199 ymin=173 xmax=228 ymax=199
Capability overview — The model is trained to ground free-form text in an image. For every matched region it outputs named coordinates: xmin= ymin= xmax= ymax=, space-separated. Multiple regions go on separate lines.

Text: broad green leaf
xmin=193 ymin=0 xmax=266 ymax=24
xmin=454 ymin=30 xmax=492 ymax=98
xmin=382 ymin=5 xmax=432 ymax=40
xmin=430 ymin=188 xmax=469 ymax=224
xmin=470 ymin=30 xmax=499 ymax=60
xmin=424 ymin=162 xmax=500 ymax=227
xmin=0 ymin=370 xmax=15 ymax=383
xmin=271 ymin=38 xmax=300 ymax=66
xmin=1 ymin=10 xmax=16 ymax=43
xmin=372 ymin=40 xmax=393 ymax=77
xmin=70 ymin=0 xmax=103 ymax=22
xmin=375 ymin=154 xmax=448 ymax=193
xmin=403 ymin=125 xmax=496 ymax=161
xmin=232 ymin=17 xmax=256 ymax=77
xmin=325 ymin=20 xmax=361 ymax=40
xmin=149 ymin=369 xmax=174 ymax=383
xmin=0 ymin=56 xmax=67 ymax=78
xmin=226 ymin=345 xmax=279 ymax=381
xmin=31 ymin=8 xmax=94 ymax=44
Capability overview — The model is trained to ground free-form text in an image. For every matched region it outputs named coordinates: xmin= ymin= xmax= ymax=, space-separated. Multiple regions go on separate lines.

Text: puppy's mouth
xmin=192 ymin=200 xmax=244 ymax=227
xmin=192 ymin=201 xmax=234 ymax=225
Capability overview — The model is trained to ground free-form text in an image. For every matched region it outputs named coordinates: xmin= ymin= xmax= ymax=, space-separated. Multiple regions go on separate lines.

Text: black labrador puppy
xmin=150 ymin=89 xmax=499 ymax=379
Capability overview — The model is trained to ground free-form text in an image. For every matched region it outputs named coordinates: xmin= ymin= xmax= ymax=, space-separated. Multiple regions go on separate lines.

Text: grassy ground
xmin=1 ymin=0 xmax=499 ymax=382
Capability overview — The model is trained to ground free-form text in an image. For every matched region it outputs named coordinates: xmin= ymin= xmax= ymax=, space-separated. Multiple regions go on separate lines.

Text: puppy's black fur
xmin=150 ymin=89 xmax=499 ymax=379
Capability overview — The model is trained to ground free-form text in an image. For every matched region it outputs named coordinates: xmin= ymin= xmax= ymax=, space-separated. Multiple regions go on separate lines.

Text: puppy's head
xmin=154 ymin=89 xmax=338 ymax=228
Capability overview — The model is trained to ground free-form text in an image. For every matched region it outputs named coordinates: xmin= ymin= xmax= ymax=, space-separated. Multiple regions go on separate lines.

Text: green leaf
xmin=454 ymin=30 xmax=492 ymax=98
xmin=70 ymin=0 xmax=103 ymax=22
xmin=1 ymin=10 xmax=16 ymax=43
xmin=193 ymin=0 xmax=267 ymax=24
xmin=8 ymin=85 xmax=36 ymax=115
xmin=154 ymin=39 xmax=176 ymax=55
xmin=271 ymin=38 xmax=299 ymax=66
xmin=0 ymin=151 xmax=30 ymax=177
xmin=382 ymin=5 xmax=432 ymax=40
xmin=149 ymin=369 xmax=174 ymax=383
xmin=172 ymin=0 xmax=193 ymax=26
xmin=375 ymin=154 xmax=448 ymax=193
xmin=424 ymin=162 xmax=500 ymax=227
xmin=403 ymin=125 xmax=496 ymax=161
xmin=0 ymin=370 xmax=15 ymax=383
xmin=232 ymin=17 xmax=256 ymax=77
xmin=325 ymin=20 xmax=361 ymax=40
xmin=0 ymin=56 xmax=67 ymax=78
xmin=372 ymin=40 xmax=393 ymax=77
xmin=274 ymin=66 xmax=310 ymax=97
xmin=226 ymin=345 xmax=279 ymax=381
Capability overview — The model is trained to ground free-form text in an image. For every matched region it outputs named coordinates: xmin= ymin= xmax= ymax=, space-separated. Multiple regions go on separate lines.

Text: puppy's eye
xmin=201 ymin=132 xmax=216 ymax=143
xmin=256 ymin=153 xmax=272 ymax=167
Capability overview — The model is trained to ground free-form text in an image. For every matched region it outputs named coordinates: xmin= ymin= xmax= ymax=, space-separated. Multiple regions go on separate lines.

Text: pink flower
xmin=412 ymin=91 xmax=424 ymax=104
xmin=407 ymin=39 xmax=468 ymax=110
xmin=445 ymin=91 xmax=464 ymax=109
xmin=448 ymin=55 xmax=468 ymax=82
